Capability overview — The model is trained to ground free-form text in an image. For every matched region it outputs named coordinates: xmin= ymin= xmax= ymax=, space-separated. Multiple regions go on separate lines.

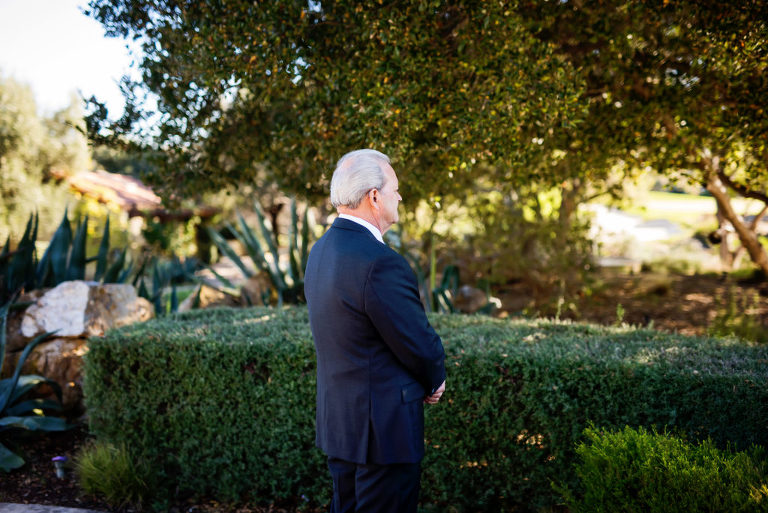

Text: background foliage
xmin=0 ymin=76 xmax=90 ymax=243
xmin=520 ymin=0 xmax=768 ymax=273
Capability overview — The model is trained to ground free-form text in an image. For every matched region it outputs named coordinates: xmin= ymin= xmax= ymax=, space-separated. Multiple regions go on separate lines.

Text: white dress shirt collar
xmin=338 ymin=214 xmax=384 ymax=244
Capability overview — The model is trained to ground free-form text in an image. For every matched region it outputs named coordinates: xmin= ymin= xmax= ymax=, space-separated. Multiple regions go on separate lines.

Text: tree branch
xmin=717 ymin=169 xmax=768 ymax=204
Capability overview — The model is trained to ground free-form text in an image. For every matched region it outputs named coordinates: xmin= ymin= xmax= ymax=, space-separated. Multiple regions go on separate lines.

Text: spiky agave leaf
xmin=0 ymin=330 xmax=57 ymax=413
xmin=38 ymin=209 xmax=73 ymax=287
xmin=67 ymin=216 xmax=89 ymax=281
xmin=95 ymin=217 xmax=111 ymax=282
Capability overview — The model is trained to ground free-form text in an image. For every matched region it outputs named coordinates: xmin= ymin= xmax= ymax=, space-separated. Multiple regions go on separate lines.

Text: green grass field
xmin=627 ymin=191 xmax=765 ymax=226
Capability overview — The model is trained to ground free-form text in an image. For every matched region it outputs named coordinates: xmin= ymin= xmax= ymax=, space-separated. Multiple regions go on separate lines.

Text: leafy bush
xmin=83 ymin=308 xmax=768 ymax=511
xmin=559 ymin=425 xmax=768 ymax=513
xmin=84 ymin=307 xmax=324 ymax=509
xmin=76 ymin=441 xmax=148 ymax=509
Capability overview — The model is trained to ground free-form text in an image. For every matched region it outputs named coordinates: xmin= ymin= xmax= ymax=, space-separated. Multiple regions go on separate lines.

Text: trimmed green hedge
xmin=83 ymin=307 xmax=768 ymax=511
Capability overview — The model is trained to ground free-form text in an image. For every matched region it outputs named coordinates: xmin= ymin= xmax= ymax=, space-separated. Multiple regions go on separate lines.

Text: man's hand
xmin=424 ymin=380 xmax=446 ymax=404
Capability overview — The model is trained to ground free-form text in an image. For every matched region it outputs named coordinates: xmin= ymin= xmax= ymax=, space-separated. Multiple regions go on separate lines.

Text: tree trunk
xmin=715 ymin=206 xmax=733 ymax=271
xmin=558 ymin=177 xmax=582 ymax=231
xmin=705 ymin=167 xmax=768 ymax=276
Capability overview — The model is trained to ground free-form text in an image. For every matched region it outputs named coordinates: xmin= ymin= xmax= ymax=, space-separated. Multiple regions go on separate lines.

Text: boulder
xmin=240 ymin=273 xmax=272 ymax=306
xmin=177 ymin=283 xmax=239 ymax=312
xmin=85 ymin=283 xmax=154 ymax=336
xmin=21 ymin=337 xmax=88 ymax=412
xmin=12 ymin=281 xmax=153 ymax=413
xmin=178 ymin=258 xmax=273 ymax=312
xmin=21 ymin=281 xmax=153 ymax=339
xmin=21 ymin=281 xmax=90 ymax=338
xmin=4 ymin=289 xmax=48 ymax=353
xmin=453 ymin=285 xmax=489 ymax=314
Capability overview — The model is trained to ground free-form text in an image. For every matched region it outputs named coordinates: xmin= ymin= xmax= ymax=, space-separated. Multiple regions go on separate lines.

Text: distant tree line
xmin=0 ymin=76 xmax=90 ymax=242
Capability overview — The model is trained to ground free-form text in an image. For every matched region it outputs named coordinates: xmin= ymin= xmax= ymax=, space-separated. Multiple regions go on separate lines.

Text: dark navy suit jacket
xmin=304 ymin=218 xmax=446 ymax=464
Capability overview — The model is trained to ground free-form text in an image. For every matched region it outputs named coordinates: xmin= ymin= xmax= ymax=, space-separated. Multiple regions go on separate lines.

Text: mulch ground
xmin=495 ymin=271 xmax=768 ymax=338
xmin=570 ymin=271 xmax=768 ymax=336
xmin=0 ymin=423 xmax=114 ymax=511
xmin=0 ymin=423 xmax=308 ymax=512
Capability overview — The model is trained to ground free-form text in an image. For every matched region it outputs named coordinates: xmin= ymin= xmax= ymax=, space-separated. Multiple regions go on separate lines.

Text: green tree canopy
xmin=520 ymin=0 xmax=768 ymax=272
xmin=0 ymin=75 xmax=89 ymax=242
xmin=86 ymin=0 xmax=585 ymax=204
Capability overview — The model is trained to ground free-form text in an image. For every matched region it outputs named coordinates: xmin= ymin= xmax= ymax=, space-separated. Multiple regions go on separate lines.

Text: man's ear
xmin=369 ymin=189 xmax=379 ymax=207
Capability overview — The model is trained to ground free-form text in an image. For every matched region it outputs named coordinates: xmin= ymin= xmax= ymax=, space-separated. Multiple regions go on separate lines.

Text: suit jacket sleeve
xmin=364 ymin=250 xmax=446 ymax=394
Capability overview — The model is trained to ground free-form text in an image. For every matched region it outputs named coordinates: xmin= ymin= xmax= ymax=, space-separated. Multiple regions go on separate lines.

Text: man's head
xmin=330 ymin=149 xmax=402 ymax=233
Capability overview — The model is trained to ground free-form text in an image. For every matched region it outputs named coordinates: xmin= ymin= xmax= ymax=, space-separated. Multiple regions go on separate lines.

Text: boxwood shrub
xmin=83 ymin=307 xmax=768 ymax=512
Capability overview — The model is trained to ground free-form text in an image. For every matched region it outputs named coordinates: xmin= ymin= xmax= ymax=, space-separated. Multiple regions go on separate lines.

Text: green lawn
xmin=628 ymin=191 xmax=765 ymax=221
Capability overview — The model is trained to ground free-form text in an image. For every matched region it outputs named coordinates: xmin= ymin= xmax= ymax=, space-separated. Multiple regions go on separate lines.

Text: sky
xmin=0 ymin=0 xmax=136 ymax=118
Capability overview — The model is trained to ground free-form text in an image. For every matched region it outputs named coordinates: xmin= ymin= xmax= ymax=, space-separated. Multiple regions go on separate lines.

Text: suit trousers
xmin=327 ymin=457 xmax=421 ymax=513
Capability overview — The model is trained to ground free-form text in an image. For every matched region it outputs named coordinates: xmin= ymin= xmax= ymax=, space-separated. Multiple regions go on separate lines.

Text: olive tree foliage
xmin=85 ymin=0 xmax=585 ymax=206
xmin=519 ymin=0 xmax=768 ymax=274
xmin=0 ymin=76 xmax=89 ymax=242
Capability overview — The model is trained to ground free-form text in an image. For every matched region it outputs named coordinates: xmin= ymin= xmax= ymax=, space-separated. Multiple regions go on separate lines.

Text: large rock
xmin=453 ymin=285 xmax=489 ymax=314
xmin=177 ymin=283 xmax=238 ymax=312
xmin=178 ymin=258 xmax=273 ymax=312
xmin=11 ymin=281 xmax=153 ymax=413
xmin=21 ymin=337 xmax=88 ymax=412
xmin=85 ymin=283 xmax=154 ymax=336
xmin=21 ymin=281 xmax=153 ymax=339
xmin=4 ymin=289 xmax=47 ymax=353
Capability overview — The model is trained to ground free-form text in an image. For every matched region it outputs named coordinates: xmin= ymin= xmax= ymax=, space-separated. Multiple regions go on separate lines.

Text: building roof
xmin=68 ymin=169 xmax=162 ymax=213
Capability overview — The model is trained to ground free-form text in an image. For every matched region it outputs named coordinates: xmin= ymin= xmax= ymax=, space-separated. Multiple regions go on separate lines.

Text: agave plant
xmin=206 ymin=199 xmax=312 ymax=306
xmin=0 ymin=299 xmax=68 ymax=472
xmin=401 ymin=251 xmax=459 ymax=314
xmin=134 ymin=255 xmax=201 ymax=316
xmin=37 ymin=211 xmax=133 ymax=287
xmin=386 ymin=226 xmax=494 ymax=314
xmin=0 ymin=210 xmax=132 ymax=471
xmin=1 ymin=211 xmax=133 ymax=310
xmin=0 ymin=215 xmax=39 ymax=307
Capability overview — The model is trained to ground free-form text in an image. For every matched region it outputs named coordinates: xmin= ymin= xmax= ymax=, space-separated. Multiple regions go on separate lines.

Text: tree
xmin=519 ymin=0 xmax=768 ymax=274
xmin=0 ymin=76 xmax=89 ymax=242
xmin=85 ymin=0 xmax=585 ymax=206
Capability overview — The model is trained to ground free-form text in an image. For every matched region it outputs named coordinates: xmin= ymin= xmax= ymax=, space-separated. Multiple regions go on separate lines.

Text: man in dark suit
xmin=304 ymin=149 xmax=447 ymax=513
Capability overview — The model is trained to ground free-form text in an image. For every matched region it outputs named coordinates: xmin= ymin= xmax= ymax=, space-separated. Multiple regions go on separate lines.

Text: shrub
xmin=83 ymin=307 xmax=768 ymax=511
xmin=76 ymin=441 xmax=149 ymax=509
xmin=83 ymin=307 xmax=324 ymax=509
xmin=559 ymin=425 xmax=768 ymax=513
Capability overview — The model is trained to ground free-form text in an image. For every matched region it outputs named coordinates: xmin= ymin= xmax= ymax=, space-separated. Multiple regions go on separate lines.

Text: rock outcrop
xmin=4 ymin=281 xmax=153 ymax=412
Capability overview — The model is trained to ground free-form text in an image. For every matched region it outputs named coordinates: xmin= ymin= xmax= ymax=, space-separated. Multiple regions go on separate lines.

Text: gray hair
xmin=330 ymin=149 xmax=391 ymax=208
